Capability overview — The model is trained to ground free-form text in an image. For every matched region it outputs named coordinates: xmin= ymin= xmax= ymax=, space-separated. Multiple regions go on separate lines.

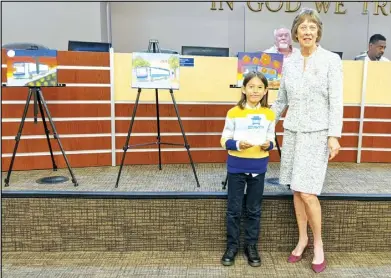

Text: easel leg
xmin=155 ymin=89 xmax=162 ymax=170
xmin=169 ymin=89 xmax=200 ymax=187
xmin=115 ymin=88 xmax=142 ymax=188
xmin=33 ymin=88 xmax=38 ymax=123
xmin=36 ymin=91 xmax=58 ymax=171
xmin=37 ymin=89 xmax=78 ymax=187
xmin=275 ymin=132 xmax=281 ymax=157
xmin=4 ymin=88 xmax=34 ymax=187
xmin=222 ymin=173 xmax=228 ymax=189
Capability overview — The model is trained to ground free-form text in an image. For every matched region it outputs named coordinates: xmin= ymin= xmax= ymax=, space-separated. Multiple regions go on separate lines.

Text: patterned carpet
xmin=3 ymin=251 xmax=391 ymax=278
xmin=2 ymin=162 xmax=391 ymax=194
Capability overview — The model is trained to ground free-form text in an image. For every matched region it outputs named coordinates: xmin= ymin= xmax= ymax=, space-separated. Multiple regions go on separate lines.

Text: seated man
xmin=264 ymin=27 xmax=299 ymax=59
xmin=355 ymin=34 xmax=389 ymax=61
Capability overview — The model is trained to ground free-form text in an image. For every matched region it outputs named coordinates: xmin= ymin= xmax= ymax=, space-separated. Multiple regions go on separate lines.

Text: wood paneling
xmin=57 ymin=51 xmax=110 ymax=67
xmin=115 ymin=104 xmax=362 ymax=119
xmin=2 ymin=103 xmax=111 ymax=118
xmin=115 ymin=149 xmax=357 ymax=165
xmin=364 ymin=107 xmax=391 ymax=119
xmin=361 ymin=151 xmax=391 ymax=163
xmin=1 ymin=87 xmax=111 ymax=101
xmin=342 ymin=122 xmax=360 ymax=133
xmin=2 ymin=153 xmax=112 ymax=171
xmin=363 ymin=122 xmax=391 ymax=133
xmin=115 ymin=134 xmax=358 ymax=150
xmin=2 ymin=67 xmax=6 ymax=83
xmin=2 ymin=120 xmax=111 ymax=136
xmin=116 ymin=135 xmax=221 ymax=149
xmin=362 ymin=136 xmax=391 ymax=148
xmin=116 ymin=150 xmax=227 ymax=165
xmin=339 ymin=136 xmax=359 ymax=148
xmin=2 ymin=137 xmax=111 ymax=153
xmin=115 ymin=120 xmax=224 ymax=133
xmin=2 ymin=48 xmax=7 ymax=63
xmin=115 ymin=103 xmax=233 ymax=118
xmin=116 ymin=120 xmax=360 ymax=135
xmin=344 ymin=106 xmax=361 ymax=118
xmin=57 ymin=69 xmax=110 ymax=84
xmin=275 ymin=121 xmax=360 ymax=133
xmin=329 ymin=150 xmax=358 ymax=162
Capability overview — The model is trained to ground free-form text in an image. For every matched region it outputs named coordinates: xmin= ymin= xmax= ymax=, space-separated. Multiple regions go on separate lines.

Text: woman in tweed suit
xmin=271 ymin=8 xmax=343 ymax=273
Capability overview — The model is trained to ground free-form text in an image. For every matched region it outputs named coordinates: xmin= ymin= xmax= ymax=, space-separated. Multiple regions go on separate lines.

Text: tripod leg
xmin=115 ymin=88 xmax=142 ymax=188
xmin=155 ymin=89 xmax=162 ymax=170
xmin=33 ymin=88 xmax=38 ymax=123
xmin=4 ymin=88 xmax=34 ymax=187
xmin=37 ymin=92 xmax=58 ymax=171
xmin=38 ymin=89 xmax=78 ymax=187
xmin=169 ymin=89 xmax=200 ymax=187
xmin=275 ymin=132 xmax=281 ymax=157
xmin=222 ymin=173 xmax=228 ymax=190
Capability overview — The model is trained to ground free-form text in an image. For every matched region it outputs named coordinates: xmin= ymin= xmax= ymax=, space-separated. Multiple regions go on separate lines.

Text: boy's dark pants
xmin=226 ymin=172 xmax=265 ymax=250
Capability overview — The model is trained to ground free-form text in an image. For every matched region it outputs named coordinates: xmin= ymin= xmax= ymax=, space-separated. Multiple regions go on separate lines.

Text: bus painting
xmin=135 ymin=66 xmax=171 ymax=82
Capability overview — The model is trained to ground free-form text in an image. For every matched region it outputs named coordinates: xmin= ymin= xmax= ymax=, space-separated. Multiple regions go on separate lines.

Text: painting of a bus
xmin=131 ymin=52 xmax=180 ymax=90
xmin=6 ymin=49 xmax=58 ymax=87
xmin=135 ymin=66 xmax=171 ymax=82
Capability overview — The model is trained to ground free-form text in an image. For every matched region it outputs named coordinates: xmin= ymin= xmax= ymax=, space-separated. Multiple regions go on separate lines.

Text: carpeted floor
xmin=2 ymin=251 xmax=391 ymax=278
xmin=2 ymin=162 xmax=391 ymax=194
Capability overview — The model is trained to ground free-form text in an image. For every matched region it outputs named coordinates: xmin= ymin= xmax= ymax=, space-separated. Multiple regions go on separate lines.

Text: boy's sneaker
xmin=221 ymin=247 xmax=238 ymax=266
xmin=244 ymin=244 xmax=261 ymax=267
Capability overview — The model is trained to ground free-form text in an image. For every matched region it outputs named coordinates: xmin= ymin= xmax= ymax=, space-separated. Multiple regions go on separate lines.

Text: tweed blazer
xmin=271 ymin=46 xmax=344 ymax=138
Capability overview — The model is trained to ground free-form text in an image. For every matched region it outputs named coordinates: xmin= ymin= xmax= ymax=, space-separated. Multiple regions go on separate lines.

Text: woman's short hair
xmin=291 ymin=8 xmax=323 ymax=43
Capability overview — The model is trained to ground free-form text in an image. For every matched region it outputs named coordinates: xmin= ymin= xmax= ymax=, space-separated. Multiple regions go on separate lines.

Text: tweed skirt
xmin=279 ymin=129 xmax=329 ymax=195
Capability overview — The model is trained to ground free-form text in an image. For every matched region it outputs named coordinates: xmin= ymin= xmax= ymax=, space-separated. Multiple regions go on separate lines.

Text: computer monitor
xmin=68 ymin=41 xmax=111 ymax=52
xmin=181 ymin=46 xmax=229 ymax=57
xmin=332 ymin=51 xmax=343 ymax=59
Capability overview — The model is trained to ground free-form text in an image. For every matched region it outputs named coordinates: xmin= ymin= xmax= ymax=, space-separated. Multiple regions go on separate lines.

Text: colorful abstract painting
xmin=6 ymin=49 xmax=58 ymax=87
xmin=131 ymin=52 xmax=180 ymax=90
xmin=237 ymin=52 xmax=284 ymax=90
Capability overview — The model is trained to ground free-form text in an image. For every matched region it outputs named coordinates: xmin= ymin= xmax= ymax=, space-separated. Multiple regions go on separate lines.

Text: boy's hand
xmin=260 ymin=140 xmax=271 ymax=151
xmin=239 ymin=141 xmax=254 ymax=150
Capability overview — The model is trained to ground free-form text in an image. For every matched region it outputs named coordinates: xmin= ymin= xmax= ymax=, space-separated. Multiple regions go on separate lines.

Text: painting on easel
xmin=131 ymin=52 xmax=180 ymax=90
xmin=6 ymin=49 xmax=58 ymax=87
xmin=237 ymin=51 xmax=284 ymax=90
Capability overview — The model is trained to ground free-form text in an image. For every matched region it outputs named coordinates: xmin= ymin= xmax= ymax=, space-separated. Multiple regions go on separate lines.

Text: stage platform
xmin=2 ymin=162 xmax=391 ymax=198
xmin=2 ymin=162 xmax=390 ymax=277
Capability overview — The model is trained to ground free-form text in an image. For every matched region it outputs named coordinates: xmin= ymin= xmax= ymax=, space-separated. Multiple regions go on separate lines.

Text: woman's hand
xmin=239 ymin=141 xmax=254 ymax=150
xmin=260 ymin=140 xmax=271 ymax=151
xmin=328 ymin=137 xmax=341 ymax=160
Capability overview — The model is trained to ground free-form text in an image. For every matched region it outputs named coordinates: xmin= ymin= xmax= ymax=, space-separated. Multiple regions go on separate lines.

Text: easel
xmin=3 ymin=84 xmax=78 ymax=187
xmin=115 ymin=40 xmax=200 ymax=188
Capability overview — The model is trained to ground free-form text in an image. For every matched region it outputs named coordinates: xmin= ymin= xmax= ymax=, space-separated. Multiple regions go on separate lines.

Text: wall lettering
xmin=210 ymin=1 xmax=389 ymax=16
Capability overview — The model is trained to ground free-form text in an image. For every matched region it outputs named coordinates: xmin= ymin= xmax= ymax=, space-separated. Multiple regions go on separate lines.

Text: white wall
xmin=111 ymin=2 xmax=391 ymax=60
xmin=2 ymin=1 xmax=390 ymax=59
xmin=2 ymin=2 xmax=103 ymax=50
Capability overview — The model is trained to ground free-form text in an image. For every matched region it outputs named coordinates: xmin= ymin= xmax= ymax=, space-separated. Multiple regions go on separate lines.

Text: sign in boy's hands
xmin=260 ymin=140 xmax=271 ymax=151
xmin=239 ymin=141 xmax=254 ymax=150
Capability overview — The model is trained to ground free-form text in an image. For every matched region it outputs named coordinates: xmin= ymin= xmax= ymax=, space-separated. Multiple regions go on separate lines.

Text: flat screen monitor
xmin=68 ymin=41 xmax=111 ymax=52
xmin=181 ymin=46 xmax=229 ymax=57
xmin=332 ymin=51 xmax=343 ymax=59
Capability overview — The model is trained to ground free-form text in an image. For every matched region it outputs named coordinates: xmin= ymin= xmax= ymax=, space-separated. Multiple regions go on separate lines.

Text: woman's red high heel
xmin=312 ymin=260 xmax=327 ymax=273
xmin=287 ymin=243 xmax=309 ymax=263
